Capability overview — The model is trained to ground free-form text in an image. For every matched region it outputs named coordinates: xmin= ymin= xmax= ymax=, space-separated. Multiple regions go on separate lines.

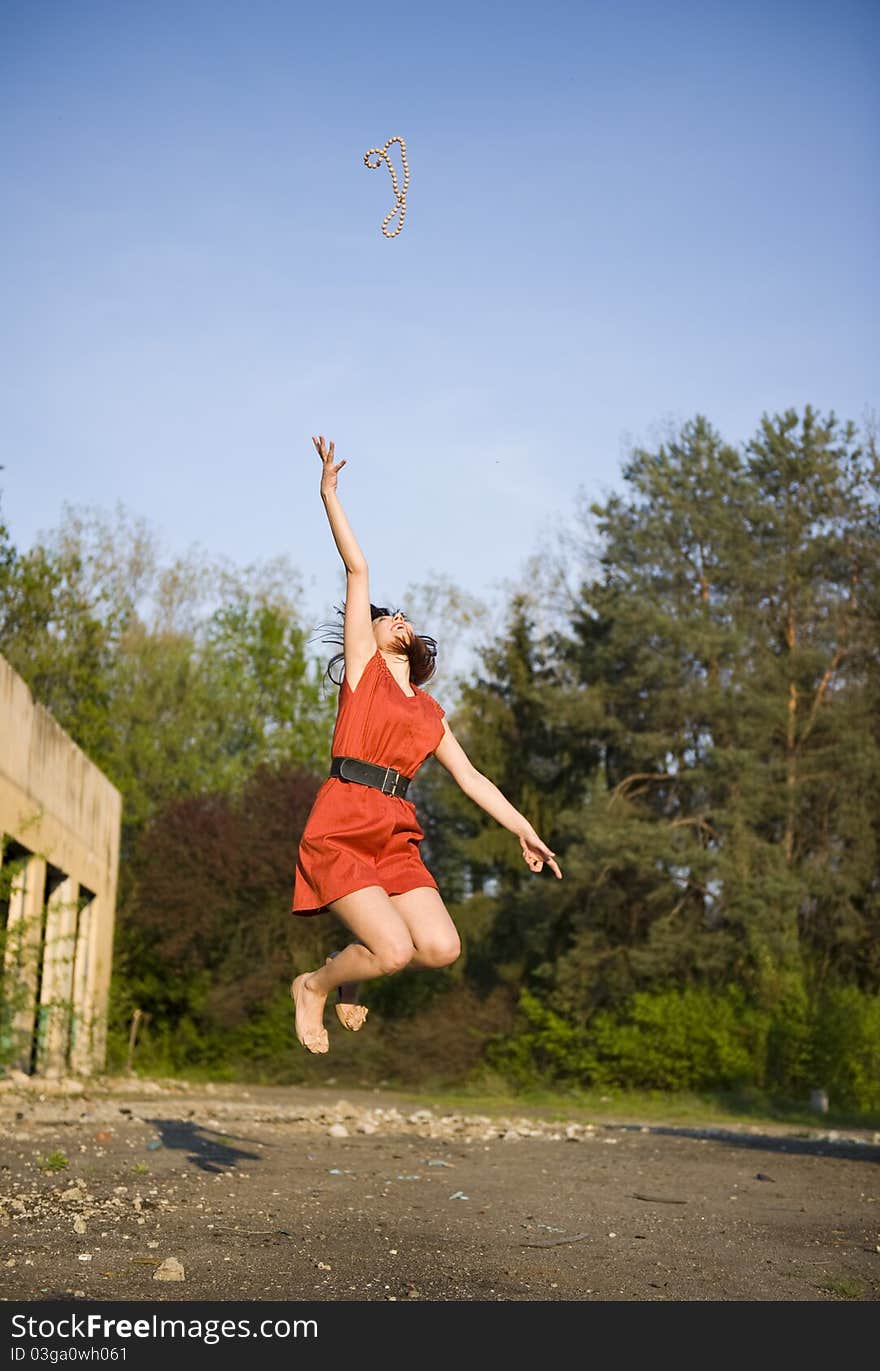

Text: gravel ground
xmin=1 ymin=1074 xmax=878 ymax=1303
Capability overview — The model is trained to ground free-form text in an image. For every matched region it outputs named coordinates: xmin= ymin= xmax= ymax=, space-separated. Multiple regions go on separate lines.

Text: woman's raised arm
xmin=312 ymin=434 xmax=375 ymax=671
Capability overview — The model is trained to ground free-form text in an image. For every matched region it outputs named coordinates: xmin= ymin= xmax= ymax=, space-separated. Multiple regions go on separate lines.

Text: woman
xmin=290 ymin=434 xmax=562 ymax=1054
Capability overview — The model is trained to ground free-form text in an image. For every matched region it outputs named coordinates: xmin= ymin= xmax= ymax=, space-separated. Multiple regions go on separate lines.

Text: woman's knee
xmin=327 ymin=886 xmax=414 ymax=974
xmin=419 ymin=934 xmax=461 ymax=969
xmin=374 ymin=939 xmax=415 ymax=975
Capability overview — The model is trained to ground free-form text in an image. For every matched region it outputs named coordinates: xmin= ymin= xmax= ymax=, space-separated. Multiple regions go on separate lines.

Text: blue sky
xmin=1 ymin=0 xmax=877 ymax=667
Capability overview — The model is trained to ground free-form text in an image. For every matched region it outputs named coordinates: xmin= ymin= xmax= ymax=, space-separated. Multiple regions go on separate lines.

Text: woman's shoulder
xmin=417 ymin=684 xmax=445 ymax=717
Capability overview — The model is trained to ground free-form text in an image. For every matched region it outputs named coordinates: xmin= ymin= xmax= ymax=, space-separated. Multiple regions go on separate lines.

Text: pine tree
xmin=544 ymin=408 xmax=880 ymax=1016
xmin=418 ymin=594 xmax=586 ymax=985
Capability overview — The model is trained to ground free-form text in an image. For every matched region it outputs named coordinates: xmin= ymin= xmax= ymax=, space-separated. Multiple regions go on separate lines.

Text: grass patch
xmin=388 ymin=1076 xmax=880 ymax=1133
xmin=130 ymin=1161 xmax=150 ymax=1176
xmin=36 ymin=1149 xmax=69 ymax=1173
xmin=818 ymin=1276 xmax=867 ymax=1299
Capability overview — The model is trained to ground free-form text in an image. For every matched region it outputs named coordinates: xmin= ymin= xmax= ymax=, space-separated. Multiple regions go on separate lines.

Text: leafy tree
xmin=521 ymin=408 xmax=880 ymax=1016
xmin=0 ymin=530 xmax=119 ymax=760
xmin=112 ymin=761 xmax=327 ymax=1060
xmin=0 ymin=500 xmax=336 ymax=852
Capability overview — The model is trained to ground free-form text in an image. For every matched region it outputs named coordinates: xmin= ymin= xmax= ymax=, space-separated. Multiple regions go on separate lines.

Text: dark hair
xmin=312 ymin=603 xmax=438 ymax=689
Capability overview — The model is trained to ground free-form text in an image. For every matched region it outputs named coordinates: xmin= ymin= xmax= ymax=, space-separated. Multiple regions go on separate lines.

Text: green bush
xmin=488 ymin=986 xmax=765 ymax=1091
xmin=810 ymin=985 xmax=880 ymax=1112
xmin=487 ymin=983 xmax=880 ymax=1110
xmin=484 ymin=989 xmax=602 ymax=1086
xmin=764 ymin=980 xmax=813 ymax=1094
xmin=589 ymin=986 xmax=766 ymax=1091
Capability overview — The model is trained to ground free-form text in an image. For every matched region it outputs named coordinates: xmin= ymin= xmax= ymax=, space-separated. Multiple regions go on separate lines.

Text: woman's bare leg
xmin=388 ymin=886 xmax=461 ymax=966
xmin=326 ymin=949 xmax=368 ymax=1031
xmin=325 ymin=886 xmax=461 ymax=1030
xmin=290 ymin=885 xmax=415 ymax=1052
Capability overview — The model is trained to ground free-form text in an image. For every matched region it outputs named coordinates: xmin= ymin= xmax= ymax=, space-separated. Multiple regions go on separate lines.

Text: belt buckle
xmin=381 ymin=765 xmax=400 ymax=796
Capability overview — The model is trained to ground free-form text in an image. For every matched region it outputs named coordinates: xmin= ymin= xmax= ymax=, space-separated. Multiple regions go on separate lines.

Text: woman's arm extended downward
xmin=312 ymin=434 xmax=376 ymax=677
xmin=433 ymin=726 xmax=564 ymax=880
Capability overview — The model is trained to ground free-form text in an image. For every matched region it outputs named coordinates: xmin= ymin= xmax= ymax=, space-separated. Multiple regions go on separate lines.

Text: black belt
xmin=329 ymin=755 xmax=412 ymax=799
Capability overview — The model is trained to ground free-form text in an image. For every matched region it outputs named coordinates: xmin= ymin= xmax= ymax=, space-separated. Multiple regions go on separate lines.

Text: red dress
xmin=291 ymin=647 xmax=446 ymax=916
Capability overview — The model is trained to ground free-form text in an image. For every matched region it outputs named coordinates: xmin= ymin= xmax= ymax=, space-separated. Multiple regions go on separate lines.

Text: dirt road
xmin=1 ymin=1077 xmax=878 ymax=1302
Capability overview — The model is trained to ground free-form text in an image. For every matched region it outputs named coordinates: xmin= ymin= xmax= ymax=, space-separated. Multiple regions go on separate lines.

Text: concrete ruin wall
xmin=0 ymin=654 xmax=121 ymax=1077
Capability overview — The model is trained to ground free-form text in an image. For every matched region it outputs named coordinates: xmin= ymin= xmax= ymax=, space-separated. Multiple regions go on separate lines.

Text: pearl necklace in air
xmin=363 ymin=136 xmax=409 ymax=238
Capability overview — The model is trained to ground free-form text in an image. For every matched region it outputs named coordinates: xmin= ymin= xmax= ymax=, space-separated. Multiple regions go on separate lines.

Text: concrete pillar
xmin=35 ymin=875 xmax=79 ymax=1077
xmin=67 ymin=894 xmax=93 ymax=1077
xmin=3 ymin=853 xmax=47 ymax=1072
xmin=84 ymin=886 xmax=116 ymax=1070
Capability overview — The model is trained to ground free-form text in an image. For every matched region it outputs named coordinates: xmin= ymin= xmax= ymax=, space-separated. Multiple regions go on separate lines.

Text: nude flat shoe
xmin=326 ymin=952 xmax=369 ymax=1032
xmin=335 ymin=1002 xmax=369 ymax=1031
xmin=290 ymin=973 xmax=329 ymax=1054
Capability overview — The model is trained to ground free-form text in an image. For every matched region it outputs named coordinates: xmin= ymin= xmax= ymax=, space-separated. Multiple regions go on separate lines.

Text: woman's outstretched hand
xmin=520 ymin=828 xmax=563 ymax=879
xmin=313 ymin=434 xmax=347 ymax=495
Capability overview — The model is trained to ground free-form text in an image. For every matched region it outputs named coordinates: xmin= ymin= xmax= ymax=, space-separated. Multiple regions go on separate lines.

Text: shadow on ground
xmin=607 ymin=1122 xmax=880 ymax=1165
xmin=142 ymin=1118 xmax=264 ymax=1173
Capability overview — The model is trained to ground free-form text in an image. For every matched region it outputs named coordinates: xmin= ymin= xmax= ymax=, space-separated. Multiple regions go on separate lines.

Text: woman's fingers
xmin=521 ymin=836 xmax=563 ymax=880
xmin=312 ymin=435 xmax=340 ymax=467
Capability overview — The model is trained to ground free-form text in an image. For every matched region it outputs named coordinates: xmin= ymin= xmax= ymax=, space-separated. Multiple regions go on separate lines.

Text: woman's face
xmin=372 ymin=610 xmax=414 ymax=654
